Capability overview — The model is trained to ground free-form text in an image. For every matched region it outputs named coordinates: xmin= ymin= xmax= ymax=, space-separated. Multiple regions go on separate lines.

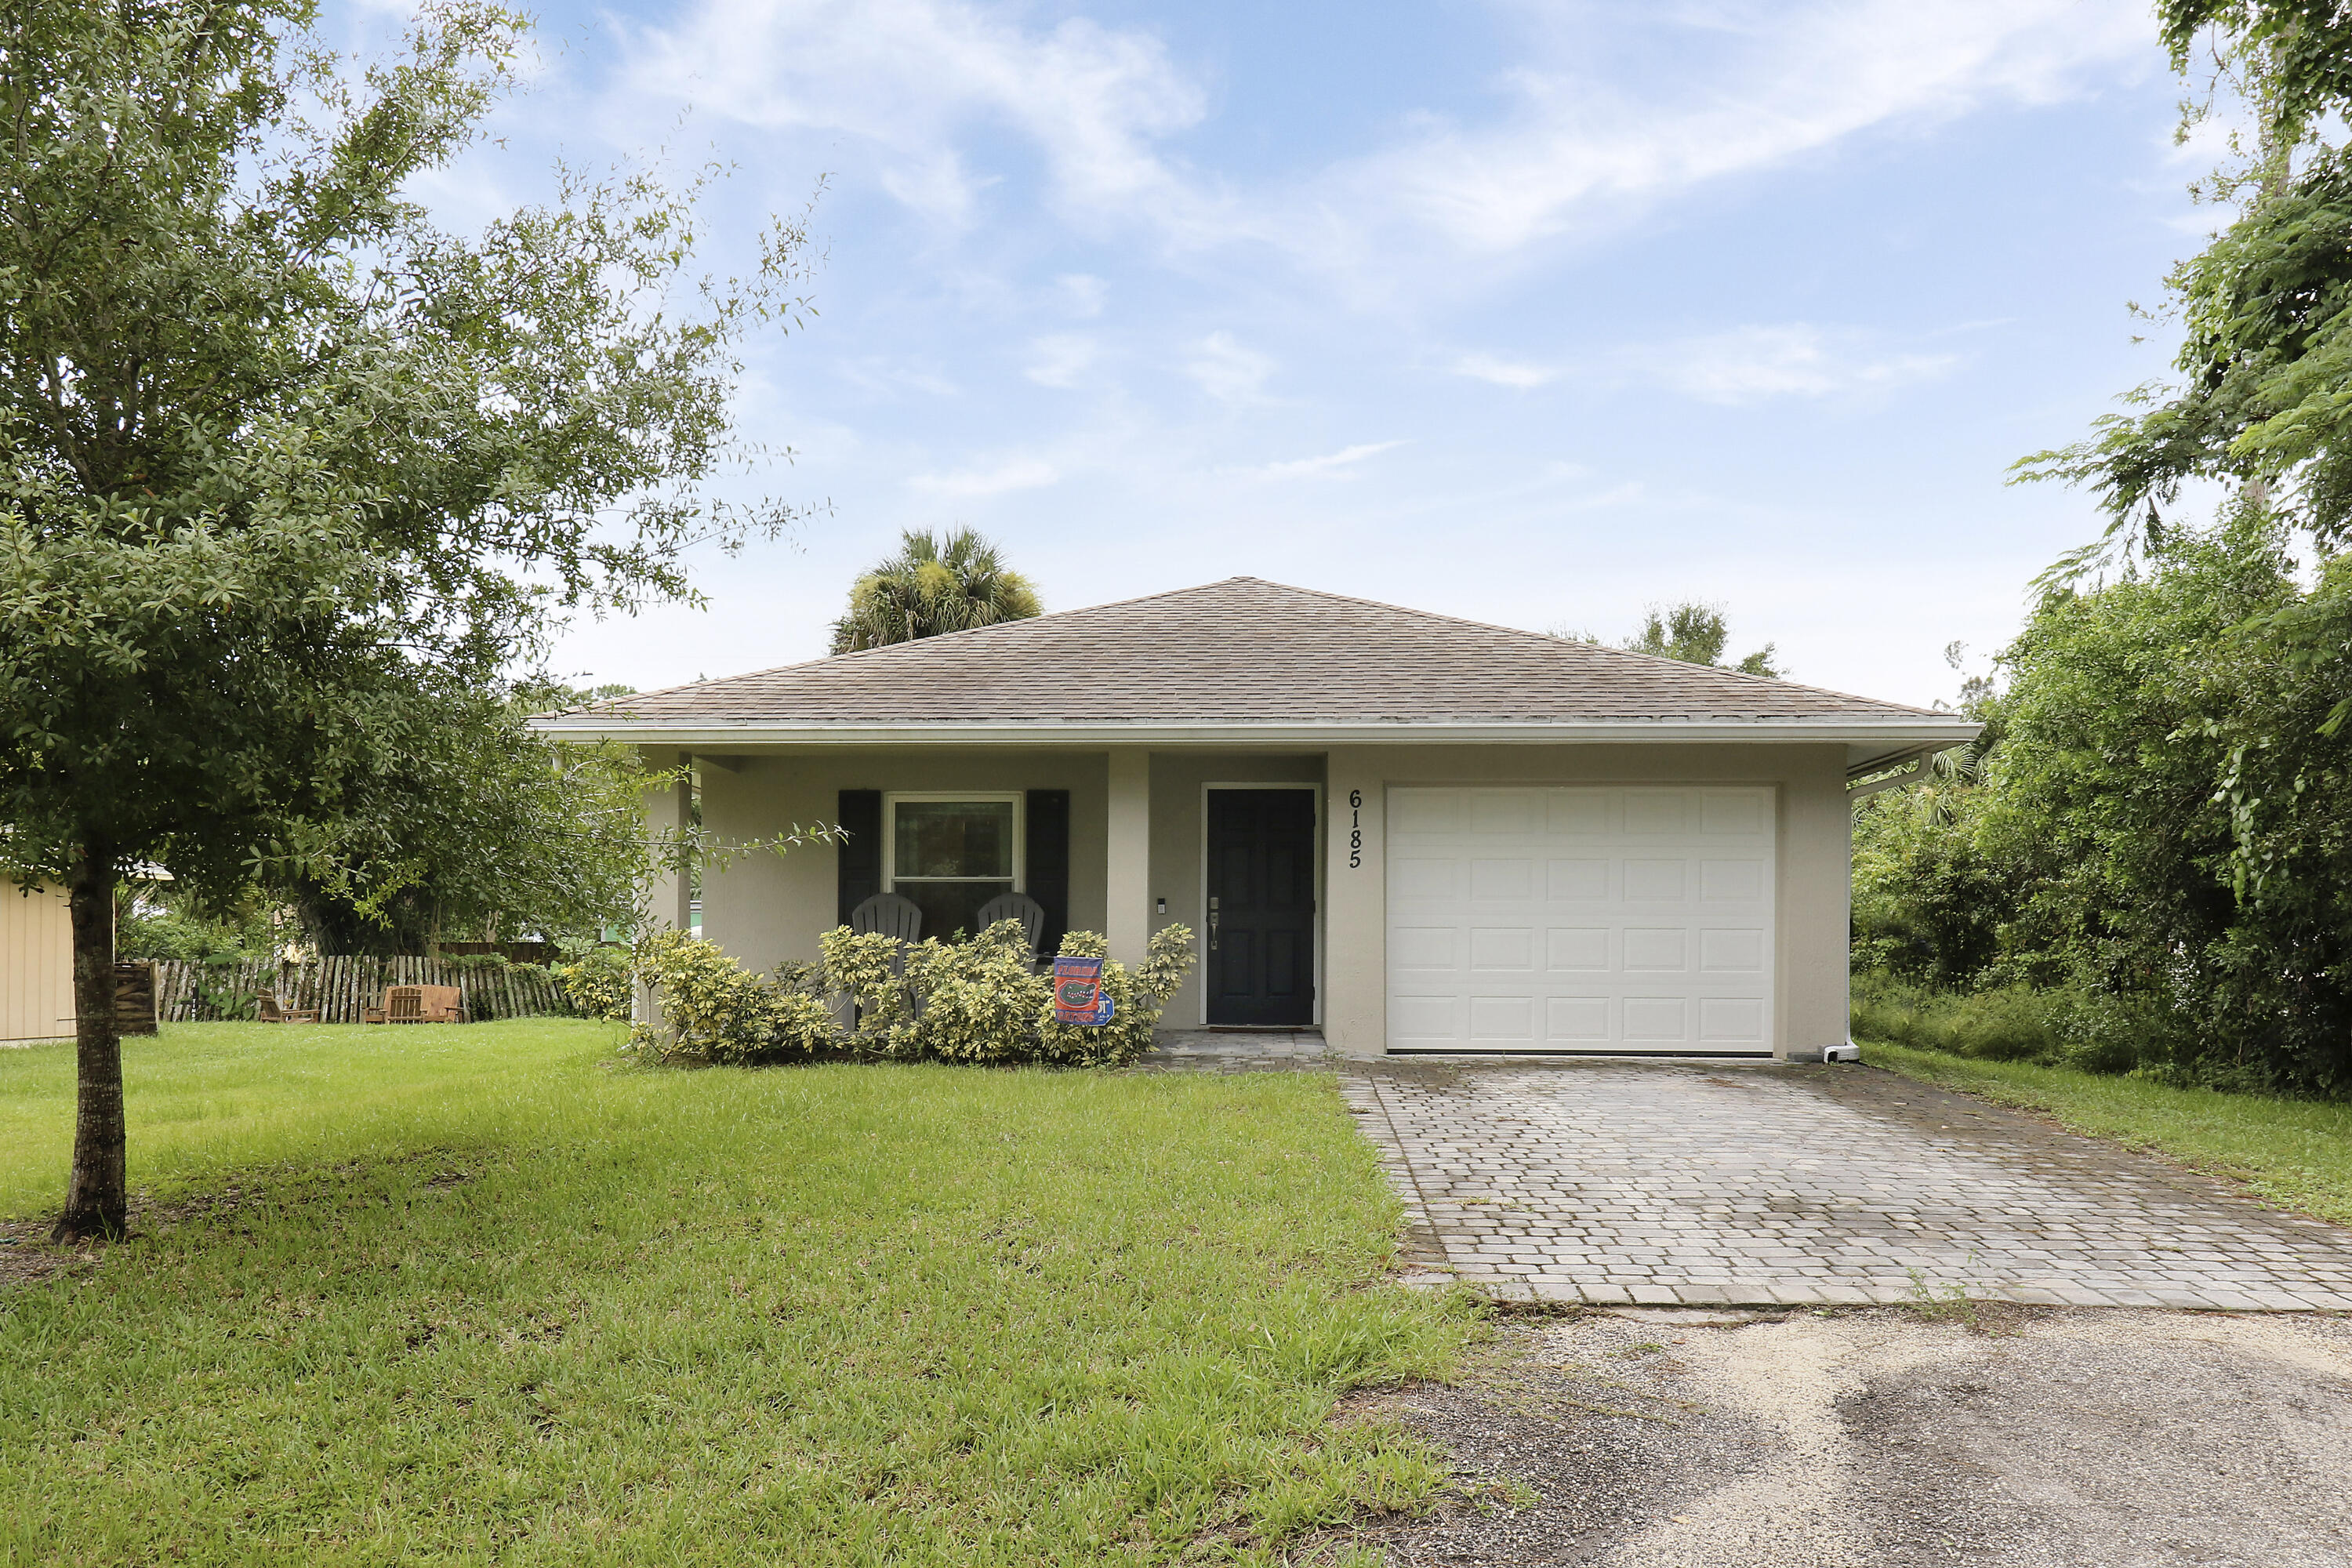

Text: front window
xmin=884 ymin=794 xmax=1022 ymax=940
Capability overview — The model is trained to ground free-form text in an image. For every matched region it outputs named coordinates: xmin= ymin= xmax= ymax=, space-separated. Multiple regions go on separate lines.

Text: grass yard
xmin=1865 ymin=1041 xmax=2352 ymax=1226
xmin=0 ymin=1021 xmax=1465 ymax=1566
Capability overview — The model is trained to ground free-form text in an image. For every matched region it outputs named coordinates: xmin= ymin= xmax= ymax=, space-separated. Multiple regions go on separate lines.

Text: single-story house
xmin=2 ymin=879 xmax=74 ymax=1044
xmin=537 ymin=578 xmax=1976 ymax=1059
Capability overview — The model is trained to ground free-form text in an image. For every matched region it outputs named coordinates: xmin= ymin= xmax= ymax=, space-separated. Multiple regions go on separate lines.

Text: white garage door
xmin=1386 ymin=786 xmax=1775 ymax=1056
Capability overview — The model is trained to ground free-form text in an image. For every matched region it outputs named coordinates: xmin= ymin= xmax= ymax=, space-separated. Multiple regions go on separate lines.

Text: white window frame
xmin=882 ymin=791 xmax=1026 ymax=895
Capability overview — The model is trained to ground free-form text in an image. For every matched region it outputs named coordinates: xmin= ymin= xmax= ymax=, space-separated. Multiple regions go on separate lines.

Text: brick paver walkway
xmin=1338 ymin=1057 xmax=2352 ymax=1311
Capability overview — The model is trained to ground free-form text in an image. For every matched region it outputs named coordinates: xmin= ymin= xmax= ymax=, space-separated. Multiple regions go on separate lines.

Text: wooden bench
xmin=366 ymin=984 xmax=468 ymax=1024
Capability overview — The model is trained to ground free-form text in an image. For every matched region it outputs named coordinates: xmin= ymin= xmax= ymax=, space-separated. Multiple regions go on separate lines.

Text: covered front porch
xmin=644 ymin=746 xmax=1327 ymax=1035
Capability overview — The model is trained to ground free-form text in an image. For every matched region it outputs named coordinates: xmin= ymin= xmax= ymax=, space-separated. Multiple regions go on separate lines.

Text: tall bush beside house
xmin=556 ymin=946 xmax=634 ymax=1022
xmin=630 ymin=931 xmax=837 ymax=1064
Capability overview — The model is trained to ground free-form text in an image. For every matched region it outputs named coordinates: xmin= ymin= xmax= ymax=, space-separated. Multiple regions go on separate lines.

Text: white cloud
xmin=907 ymin=456 xmax=1062 ymax=497
xmin=1025 ymin=334 xmax=1097 ymax=389
xmin=1257 ymin=440 xmax=1410 ymax=479
xmin=1646 ymin=325 xmax=1958 ymax=404
xmin=1325 ymin=0 xmax=2153 ymax=259
xmin=1454 ymin=353 xmax=1559 ymax=390
xmin=1185 ymin=332 xmax=1276 ymax=402
xmin=605 ymin=0 xmax=2151 ymax=285
xmin=1056 ymin=273 xmax=1109 ymax=318
xmin=618 ymin=0 xmax=1203 ymax=227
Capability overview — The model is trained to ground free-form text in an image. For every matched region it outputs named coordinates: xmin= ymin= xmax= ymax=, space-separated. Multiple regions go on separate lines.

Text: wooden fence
xmin=154 ymin=956 xmax=576 ymax=1024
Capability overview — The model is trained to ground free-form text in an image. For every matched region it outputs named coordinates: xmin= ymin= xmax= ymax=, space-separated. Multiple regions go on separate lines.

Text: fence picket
xmin=147 ymin=954 xmax=576 ymax=1022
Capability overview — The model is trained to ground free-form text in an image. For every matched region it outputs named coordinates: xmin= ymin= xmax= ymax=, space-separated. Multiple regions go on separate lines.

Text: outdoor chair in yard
xmin=974 ymin=891 xmax=1047 ymax=963
xmin=369 ymin=984 xmax=468 ymax=1024
xmin=253 ymin=992 xmax=320 ymax=1025
xmin=849 ymin=892 xmax=923 ymax=942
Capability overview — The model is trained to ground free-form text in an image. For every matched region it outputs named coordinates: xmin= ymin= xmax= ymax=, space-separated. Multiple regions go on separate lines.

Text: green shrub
xmin=642 ymin=920 xmax=1200 ymax=1069
xmin=630 ymin=931 xmax=838 ymax=1064
xmin=1850 ymin=970 xmax=2193 ymax=1076
xmin=1034 ymin=926 xmax=1195 ymax=1067
xmin=1850 ymin=971 xmax=2059 ymax=1062
xmin=819 ymin=927 xmax=918 ymax=1052
xmin=555 ymin=946 xmax=634 ymax=1022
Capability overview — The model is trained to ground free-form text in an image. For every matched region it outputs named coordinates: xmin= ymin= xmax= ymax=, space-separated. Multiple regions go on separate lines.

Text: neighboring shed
xmin=2 ymin=879 xmax=74 ymax=1044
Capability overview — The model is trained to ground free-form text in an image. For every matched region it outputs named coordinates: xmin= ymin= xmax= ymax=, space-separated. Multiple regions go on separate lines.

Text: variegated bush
xmin=631 ymin=929 xmax=841 ymax=1062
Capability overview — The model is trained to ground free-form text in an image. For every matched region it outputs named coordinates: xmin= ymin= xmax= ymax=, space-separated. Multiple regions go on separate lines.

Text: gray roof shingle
xmin=547 ymin=578 xmax=1947 ymax=729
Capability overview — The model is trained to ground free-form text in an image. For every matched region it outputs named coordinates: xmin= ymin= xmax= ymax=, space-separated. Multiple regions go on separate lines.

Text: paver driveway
xmin=1338 ymin=1058 xmax=2352 ymax=1310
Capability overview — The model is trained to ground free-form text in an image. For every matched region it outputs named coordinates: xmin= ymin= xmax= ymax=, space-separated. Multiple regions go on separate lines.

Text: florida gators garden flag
xmin=1051 ymin=955 xmax=1114 ymax=1026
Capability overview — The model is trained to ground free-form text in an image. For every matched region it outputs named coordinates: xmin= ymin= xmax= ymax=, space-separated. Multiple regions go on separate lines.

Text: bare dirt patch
xmin=1328 ymin=1305 xmax=2352 ymax=1566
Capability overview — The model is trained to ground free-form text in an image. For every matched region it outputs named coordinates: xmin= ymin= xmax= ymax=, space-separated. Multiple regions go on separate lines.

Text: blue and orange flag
xmin=1051 ymin=956 xmax=1115 ymax=1026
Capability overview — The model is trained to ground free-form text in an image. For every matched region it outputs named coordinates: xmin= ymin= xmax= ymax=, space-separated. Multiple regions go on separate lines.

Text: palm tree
xmin=829 ymin=528 xmax=1043 ymax=654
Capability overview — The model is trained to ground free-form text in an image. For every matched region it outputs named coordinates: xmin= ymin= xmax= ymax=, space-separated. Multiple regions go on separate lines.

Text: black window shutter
xmin=837 ymin=789 xmax=883 ymax=926
xmin=1026 ymin=789 xmax=1070 ymax=953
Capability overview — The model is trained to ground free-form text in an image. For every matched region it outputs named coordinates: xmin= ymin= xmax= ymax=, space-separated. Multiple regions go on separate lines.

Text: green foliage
xmin=554 ymin=946 xmax=634 ymax=1022
xmin=0 ymin=0 xmax=818 ymax=1230
xmin=1850 ymin=762 xmax=2016 ymax=987
xmin=1560 ymin=601 xmax=1783 ymax=677
xmin=114 ymin=895 xmax=274 ymax=962
xmin=829 ymin=527 xmax=1043 ymax=654
xmin=1036 ymin=926 xmax=1199 ymax=1067
xmin=1849 ymin=972 xmax=2175 ymax=1075
xmin=0 ymin=1020 xmax=1468 ymax=1559
xmin=628 ymin=929 xmax=837 ymax=1064
xmin=1851 ymin=515 xmax=2352 ymax=1093
xmin=658 ymin=920 xmax=1200 ymax=1067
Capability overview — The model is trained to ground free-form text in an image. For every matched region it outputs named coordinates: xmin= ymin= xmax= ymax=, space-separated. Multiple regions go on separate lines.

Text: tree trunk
xmin=53 ymin=839 xmax=125 ymax=1243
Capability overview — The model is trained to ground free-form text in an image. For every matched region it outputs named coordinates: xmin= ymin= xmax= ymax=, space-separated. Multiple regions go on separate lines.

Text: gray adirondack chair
xmin=848 ymin=891 xmax=923 ymax=942
xmin=974 ymin=891 xmax=1047 ymax=962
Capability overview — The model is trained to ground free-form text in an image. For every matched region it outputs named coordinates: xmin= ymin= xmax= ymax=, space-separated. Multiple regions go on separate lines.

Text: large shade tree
xmin=0 ymin=0 xmax=815 ymax=1240
xmin=829 ymin=527 xmax=1041 ymax=653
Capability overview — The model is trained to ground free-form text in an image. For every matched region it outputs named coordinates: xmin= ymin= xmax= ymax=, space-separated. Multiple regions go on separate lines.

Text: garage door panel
xmin=1623 ymin=996 xmax=1690 ymax=1041
xmin=1391 ymin=791 xmax=1462 ymax=834
xmin=1622 ymin=790 xmax=1692 ymax=834
xmin=1545 ymin=996 xmax=1610 ymax=1041
xmin=1469 ymin=858 xmax=1536 ymax=900
xmin=1546 ymin=927 xmax=1609 ymax=971
xmin=1390 ymin=995 xmax=1461 ymax=1042
xmin=1391 ymin=927 xmax=1457 ymax=970
xmin=1701 ymin=790 xmax=1766 ymax=835
xmin=1545 ymin=789 xmax=1612 ymax=834
xmin=1468 ymin=927 xmax=1537 ymax=971
xmin=1388 ymin=786 xmax=1774 ymax=1056
xmin=1545 ymin=858 xmax=1608 ymax=900
xmin=1469 ymin=790 xmax=1541 ymax=834
xmin=1622 ymin=927 xmax=1689 ymax=972
xmin=1699 ymin=996 xmax=1766 ymax=1042
xmin=1699 ymin=928 xmax=1765 ymax=973
xmin=1469 ymin=996 xmax=1536 ymax=1042
xmin=1699 ymin=858 xmax=1766 ymax=902
xmin=1392 ymin=857 xmax=1458 ymax=900
xmin=1621 ymin=858 xmax=1688 ymax=902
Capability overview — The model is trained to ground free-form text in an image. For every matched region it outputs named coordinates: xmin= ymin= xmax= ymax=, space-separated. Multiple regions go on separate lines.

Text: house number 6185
xmin=1348 ymin=789 xmax=1363 ymax=868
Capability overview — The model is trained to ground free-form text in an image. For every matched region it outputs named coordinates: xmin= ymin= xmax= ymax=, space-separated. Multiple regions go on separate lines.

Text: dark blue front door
xmin=1206 ymin=789 xmax=1316 ymax=1026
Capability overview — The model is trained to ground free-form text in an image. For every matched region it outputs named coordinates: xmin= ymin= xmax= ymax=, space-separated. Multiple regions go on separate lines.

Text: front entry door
xmin=1206 ymin=789 xmax=1317 ymax=1026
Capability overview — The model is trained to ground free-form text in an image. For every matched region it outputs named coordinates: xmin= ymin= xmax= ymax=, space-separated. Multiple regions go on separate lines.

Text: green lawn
xmin=1864 ymin=1040 xmax=2352 ymax=1225
xmin=0 ymin=1021 xmax=1463 ymax=1566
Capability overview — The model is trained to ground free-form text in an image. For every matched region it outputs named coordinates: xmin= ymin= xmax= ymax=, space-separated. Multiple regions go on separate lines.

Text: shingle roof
xmin=547 ymin=578 xmax=1950 ymax=730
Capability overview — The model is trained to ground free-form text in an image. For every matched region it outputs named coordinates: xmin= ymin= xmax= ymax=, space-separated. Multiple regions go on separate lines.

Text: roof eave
xmin=528 ymin=717 xmax=1982 ymax=750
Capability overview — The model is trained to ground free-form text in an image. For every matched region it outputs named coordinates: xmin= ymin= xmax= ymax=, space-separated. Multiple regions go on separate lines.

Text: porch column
xmin=636 ymin=748 xmax=692 ymax=1026
xmin=1105 ymin=749 xmax=1151 ymax=967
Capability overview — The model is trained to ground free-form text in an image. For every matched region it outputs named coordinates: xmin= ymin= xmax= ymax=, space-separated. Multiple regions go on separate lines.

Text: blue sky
xmin=358 ymin=0 xmax=2214 ymax=706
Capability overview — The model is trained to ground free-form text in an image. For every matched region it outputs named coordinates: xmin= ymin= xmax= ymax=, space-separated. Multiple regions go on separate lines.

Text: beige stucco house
xmin=538 ymin=579 xmax=1975 ymax=1060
